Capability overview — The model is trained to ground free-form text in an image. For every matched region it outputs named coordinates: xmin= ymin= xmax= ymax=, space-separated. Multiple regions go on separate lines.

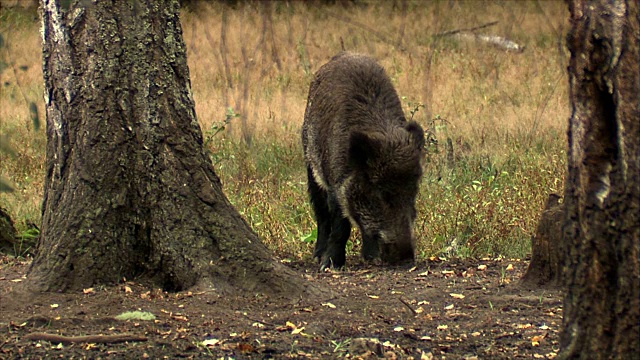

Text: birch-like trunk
xmin=29 ymin=0 xmax=316 ymax=297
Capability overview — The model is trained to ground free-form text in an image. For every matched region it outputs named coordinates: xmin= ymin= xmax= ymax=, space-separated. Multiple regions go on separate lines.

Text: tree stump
xmin=0 ymin=207 xmax=17 ymax=255
xmin=521 ymin=193 xmax=563 ymax=288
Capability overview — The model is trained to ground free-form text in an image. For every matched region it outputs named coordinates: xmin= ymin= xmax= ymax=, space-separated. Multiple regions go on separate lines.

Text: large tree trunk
xmin=560 ymin=0 xmax=639 ymax=358
xmin=28 ymin=0 xmax=317 ymax=297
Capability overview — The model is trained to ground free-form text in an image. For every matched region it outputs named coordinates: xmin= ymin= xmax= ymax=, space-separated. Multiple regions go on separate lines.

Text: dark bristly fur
xmin=302 ymin=52 xmax=425 ymax=269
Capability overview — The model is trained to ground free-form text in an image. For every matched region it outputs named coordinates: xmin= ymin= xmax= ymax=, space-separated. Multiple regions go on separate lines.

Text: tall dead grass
xmin=182 ymin=1 xmax=568 ymax=146
xmin=1 ymin=1 xmax=569 ymax=258
xmin=0 ymin=8 xmax=45 ymax=226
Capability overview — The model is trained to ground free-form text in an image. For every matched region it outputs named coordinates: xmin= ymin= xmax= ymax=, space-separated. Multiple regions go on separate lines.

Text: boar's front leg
xmin=319 ymin=193 xmax=351 ymax=270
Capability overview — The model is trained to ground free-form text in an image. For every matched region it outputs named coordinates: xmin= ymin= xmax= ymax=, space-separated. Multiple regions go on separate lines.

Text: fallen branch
xmin=442 ymin=32 xmax=526 ymax=52
xmin=434 ymin=21 xmax=524 ymax=53
xmin=459 ymin=33 xmax=525 ymax=52
xmin=23 ymin=332 xmax=148 ymax=344
xmin=434 ymin=21 xmax=499 ymax=37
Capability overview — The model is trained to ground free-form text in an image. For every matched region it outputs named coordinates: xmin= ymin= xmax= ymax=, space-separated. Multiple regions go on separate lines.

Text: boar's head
xmin=340 ymin=121 xmax=425 ymax=264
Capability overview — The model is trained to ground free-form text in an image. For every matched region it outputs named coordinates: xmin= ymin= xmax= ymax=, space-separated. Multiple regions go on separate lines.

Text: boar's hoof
xmin=319 ymin=254 xmax=346 ymax=271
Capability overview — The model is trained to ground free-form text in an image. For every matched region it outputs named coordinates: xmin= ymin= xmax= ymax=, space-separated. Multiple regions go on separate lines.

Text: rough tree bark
xmin=560 ymin=0 xmax=639 ymax=358
xmin=28 ymin=0 xmax=318 ymax=297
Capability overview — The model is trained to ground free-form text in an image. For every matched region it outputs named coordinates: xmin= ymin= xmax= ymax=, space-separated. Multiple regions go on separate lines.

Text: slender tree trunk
xmin=28 ymin=0 xmax=318 ymax=297
xmin=560 ymin=0 xmax=639 ymax=358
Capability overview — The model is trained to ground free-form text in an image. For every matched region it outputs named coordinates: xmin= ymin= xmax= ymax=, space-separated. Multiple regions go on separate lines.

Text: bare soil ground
xmin=0 ymin=255 xmax=562 ymax=359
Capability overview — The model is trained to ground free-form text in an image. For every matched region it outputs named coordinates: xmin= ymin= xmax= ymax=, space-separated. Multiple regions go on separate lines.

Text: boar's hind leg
xmin=319 ymin=194 xmax=351 ymax=270
xmin=307 ymin=167 xmax=331 ymax=261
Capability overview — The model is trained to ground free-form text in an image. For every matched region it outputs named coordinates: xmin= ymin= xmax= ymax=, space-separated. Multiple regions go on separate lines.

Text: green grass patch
xmin=207 ymin=126 xmax=565 ymax=261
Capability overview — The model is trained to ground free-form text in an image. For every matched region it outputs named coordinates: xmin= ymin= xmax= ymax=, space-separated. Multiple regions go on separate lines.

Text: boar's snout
xmin=377 ymin=222 xmax=415 ymax=265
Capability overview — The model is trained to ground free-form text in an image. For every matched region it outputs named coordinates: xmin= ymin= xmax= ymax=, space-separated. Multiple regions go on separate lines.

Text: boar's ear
xmin=349 ymin=132 xmax=382 ymax=170
xmin=405 ymin=121 xmax=425 ymax=150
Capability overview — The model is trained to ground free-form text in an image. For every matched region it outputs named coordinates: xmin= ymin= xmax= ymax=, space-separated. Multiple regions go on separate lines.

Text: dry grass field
xmin=0 ymin=1 xmax=568 ymax=260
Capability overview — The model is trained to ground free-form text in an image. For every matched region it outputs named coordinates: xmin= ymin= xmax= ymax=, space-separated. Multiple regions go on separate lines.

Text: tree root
xmin=23 ymin=332 xmax=147 ymax=344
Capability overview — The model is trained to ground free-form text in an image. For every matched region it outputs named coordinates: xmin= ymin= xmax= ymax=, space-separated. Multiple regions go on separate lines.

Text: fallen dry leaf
xmin=449 ymin=293 xmax=465 ymax=299
xmin=237 ymin=343 xmax=254 ymax=352
xmin=531 ymin=332 xmax=547 ymax=346
xmin=200 ymin=338 xmax=220 ymax=347
xmin=291 ymin=327 xmax=305 ymax=335
xmin=506 ymin=264 xmax=514 ymax=271
xmin=421 ymin=351 xmax=434 ymax=360
xmin=285 ymin=321 xmax=297 ymax=330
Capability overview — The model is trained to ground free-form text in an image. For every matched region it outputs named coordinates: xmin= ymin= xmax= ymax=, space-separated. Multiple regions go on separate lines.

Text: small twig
xmin=243 ymin=314 xmax=275 ymax=327
xmin=396 ymin=0 xmax=408 ymax=49
xmin=23 ymin=333 xmax=148 ymax=344
xmin=399 ymin=298 xmax=417 ymax=315
xmin=434 ymin=21 xmax=499 ymax=37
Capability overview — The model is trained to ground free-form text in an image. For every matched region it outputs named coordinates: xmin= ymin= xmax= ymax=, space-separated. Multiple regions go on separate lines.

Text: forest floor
xmin=0 ymin=254 xmax=562 ymax=359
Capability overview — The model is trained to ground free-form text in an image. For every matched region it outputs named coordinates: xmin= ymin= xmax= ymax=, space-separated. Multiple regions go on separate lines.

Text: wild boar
xmin=302 ymin=52 xmax=425 ymax=269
